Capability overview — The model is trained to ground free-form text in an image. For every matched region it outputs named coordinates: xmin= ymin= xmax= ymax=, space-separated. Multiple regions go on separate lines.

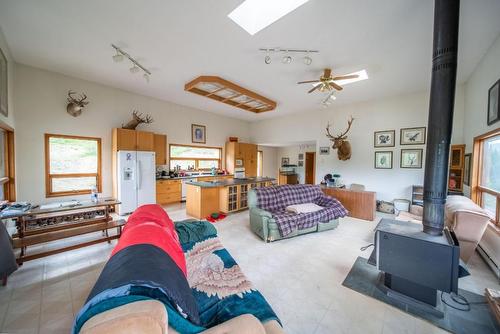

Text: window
xmin=45 ymin=134 xmax=102 ymax=197
xmin=472 ymin=128 xmax=500 ymax=225
xmin=169 ymin=144 xmax=222 ymax=171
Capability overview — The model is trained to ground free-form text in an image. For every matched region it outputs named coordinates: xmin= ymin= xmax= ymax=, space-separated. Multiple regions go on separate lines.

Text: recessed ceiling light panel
xmin=228 ymin=0 xmax=310 ymax=35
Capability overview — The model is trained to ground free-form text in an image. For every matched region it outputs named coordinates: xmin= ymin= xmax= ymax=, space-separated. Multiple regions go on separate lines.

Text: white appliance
xmin=234 ymin=167 xmax=246 ymax=179
xmin=116 ymin=150 xmax=156 ymax=215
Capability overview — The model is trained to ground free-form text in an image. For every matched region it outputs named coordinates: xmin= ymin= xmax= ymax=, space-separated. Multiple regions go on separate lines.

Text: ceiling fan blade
xmin=331 ymin=82 xmax=343 ymax=91
xmin=297 ymin=80 xmax=321 ymax=84
xmin=308 ymin=84 xmax=321 ymax=93
xmin=323 ymin=68 xmax=332 ymax=78
xmin=332 ymin=74 xmax=359 ymax=81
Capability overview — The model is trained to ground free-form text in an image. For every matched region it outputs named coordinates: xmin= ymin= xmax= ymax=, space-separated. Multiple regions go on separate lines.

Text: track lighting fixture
xmin=259 ymin=48 xmax=318 ymax=66
xmin=111 ymin=44 xmax=151 ymax=82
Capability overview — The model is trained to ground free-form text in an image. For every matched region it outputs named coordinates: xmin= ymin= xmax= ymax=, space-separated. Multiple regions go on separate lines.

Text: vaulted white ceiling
xmin=1 ymin=0 xmax=500 ymax=121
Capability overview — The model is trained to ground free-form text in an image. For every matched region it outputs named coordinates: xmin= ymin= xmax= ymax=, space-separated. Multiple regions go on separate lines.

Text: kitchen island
xmin=185 ymin=177 xmax=275 ymax=219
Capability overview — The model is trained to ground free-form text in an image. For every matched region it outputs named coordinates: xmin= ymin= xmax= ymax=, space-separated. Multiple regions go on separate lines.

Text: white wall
xmin=462 ymin=33 xmax=500 ymax=269
xmin=250 ymin=87 xmax=465 ymax=201
xmin=257 ymin=145 xmax=278 ymax=179
xmin=13 ymin=64 xmax=250 ymax=203
xmin=276 ymin=144 xmax=316 ymax=184
xmin=0 ymin=26 xmax=15 ymax=128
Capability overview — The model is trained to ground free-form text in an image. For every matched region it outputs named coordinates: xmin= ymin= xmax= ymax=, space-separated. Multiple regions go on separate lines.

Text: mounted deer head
xmin=122 ymin=110 xmax=154 ymax=130
xmin=66 ymin=90 xmax=89 ymax=117
xmin=325 ymin=116 xmax=354 ymax=161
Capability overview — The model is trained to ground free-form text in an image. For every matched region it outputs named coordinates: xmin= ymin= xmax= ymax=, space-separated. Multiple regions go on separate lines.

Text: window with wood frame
xmin=45 ymin=134 xmax=102 ymax=197
xmin=169 ymin=144 xmax=221 ymax=171
xmin=0 ymin=124 xmax=15 ymax=202
xmin=471 ymin=127 xmax=500 ymax=226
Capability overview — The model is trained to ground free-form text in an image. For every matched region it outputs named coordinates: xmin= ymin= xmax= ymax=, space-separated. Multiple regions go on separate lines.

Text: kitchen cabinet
xmin=154 ymin=134 xmax=167 ymax=165
xmin=448 ymin=144 xmax=465 ymax=192
xmin=186 ymin=184 xmax=220 ymax=219
xmin=220 ymin=185 xmax=239 ymax=213
xmin=156 ymin=179 xmax=181 ymax=204
xmin=279 ymin=173 xmax=298 ymax=185
xmin=112 ymin=128 xmax=155 ymax=151
xmin=225 ymin=142 xmax=258 ymax=177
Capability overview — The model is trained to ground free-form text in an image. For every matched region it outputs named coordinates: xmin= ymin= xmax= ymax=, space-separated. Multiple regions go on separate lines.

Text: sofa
xmin=74 ymin=205 xmax=283 ymax=334
xmin=396 ymin=195 xmax=492 ymax=263
xmin=249 ymin=184 xmax=348 ymax=242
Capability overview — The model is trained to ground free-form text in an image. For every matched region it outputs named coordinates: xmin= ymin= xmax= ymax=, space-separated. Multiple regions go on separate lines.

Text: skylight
xmin=228 ymin=0 xmax=310 ymax=35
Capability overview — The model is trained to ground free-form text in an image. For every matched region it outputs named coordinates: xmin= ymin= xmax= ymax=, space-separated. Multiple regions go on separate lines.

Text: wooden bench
xmin=12 ymin=219 xmax=125 ymax=263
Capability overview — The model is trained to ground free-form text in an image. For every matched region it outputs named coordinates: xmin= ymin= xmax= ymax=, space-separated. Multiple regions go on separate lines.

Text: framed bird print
xmin=401 ymin=149 xmax=423 ymax=168
xmin=400 ymin=127 xmax=426 ymax=145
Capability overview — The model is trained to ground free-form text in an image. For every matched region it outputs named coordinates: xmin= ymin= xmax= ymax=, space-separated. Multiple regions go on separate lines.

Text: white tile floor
xmin=0 ymin=203 xmax=497 ymax=334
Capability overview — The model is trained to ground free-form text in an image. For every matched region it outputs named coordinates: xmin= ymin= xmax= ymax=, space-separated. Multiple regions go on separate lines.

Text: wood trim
xmin=45 ymin=133 xmax=102 ymax=197
xmin=0 ymin=121 xmax=15 ymax=201
xmin=184 ymin=76 xmax=276 ymax=113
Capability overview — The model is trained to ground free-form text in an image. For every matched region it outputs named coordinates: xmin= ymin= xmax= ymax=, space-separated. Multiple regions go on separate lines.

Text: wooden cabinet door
xmin=154 ymin=134 xmax=167 ymax=165
xmin=114 ymin=128 xmax=137 ymax=151
xmin=136 ymin=131 xmax=154 ymax=151
xmin=244 ymin=144 xmax=257 ymax=177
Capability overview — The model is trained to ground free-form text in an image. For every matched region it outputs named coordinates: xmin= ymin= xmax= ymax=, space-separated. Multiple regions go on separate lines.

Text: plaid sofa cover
xmin=254 ymin=184 xmax=348 ymax=237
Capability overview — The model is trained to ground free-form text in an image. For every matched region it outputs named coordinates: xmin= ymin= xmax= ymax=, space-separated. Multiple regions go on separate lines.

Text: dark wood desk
xmin=2 ymin=199 xmax=124 ymax=264
xmin=321 ymin=186 xmax=376 ymax=221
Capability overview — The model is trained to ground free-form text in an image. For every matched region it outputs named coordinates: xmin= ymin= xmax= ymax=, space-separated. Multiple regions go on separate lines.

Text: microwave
xmin=234 ymin=168 xmax=246 ymax=179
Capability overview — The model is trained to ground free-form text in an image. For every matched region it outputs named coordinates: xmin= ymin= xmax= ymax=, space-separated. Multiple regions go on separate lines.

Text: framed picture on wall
xmin=464 ymin=153 xmax=471 ymax=186
xmin=319 ymin=147 xmax=330 ymax=155
xmin=487 ymin=79 xmax=500 ymax=125
xmin=400 ymin=149 xmax=423 ymax=168
xmin=281 ymin=157 xmax=289 ymax=167
xmin=400 ymin=127 xmax=426 ymax=145
xmin=298 ymin=161 xmax=304 ymax=167
xmin=0 ymin=47 xmax=7 ymax=117
xmin=374 ymin=151 xmax=393 ymax=169
xmin=298 ymin=153 xmax=304 ymax=160
xmin=191 ymin=124 xmax=206 ymax=144
xmin=374 ymin=130 xmax=395 ymax=147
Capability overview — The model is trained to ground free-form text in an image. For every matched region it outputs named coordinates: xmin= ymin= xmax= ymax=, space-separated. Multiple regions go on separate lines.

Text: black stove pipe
xmin=422 ymin=0 xmax=460 ymax=236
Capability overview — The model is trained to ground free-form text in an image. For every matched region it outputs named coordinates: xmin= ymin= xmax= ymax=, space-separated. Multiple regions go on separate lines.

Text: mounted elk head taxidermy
xmin=122 ymin=110 xmax=154 ymax=130
xmin=325 ymin=116 xmax=354 ymax=161
xmin=66 ymin=90 xmax=89 ymax=117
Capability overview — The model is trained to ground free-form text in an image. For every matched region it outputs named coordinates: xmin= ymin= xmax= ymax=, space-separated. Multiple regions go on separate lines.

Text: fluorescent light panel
xmin=228 ymin=0 xmax=310 ymax=35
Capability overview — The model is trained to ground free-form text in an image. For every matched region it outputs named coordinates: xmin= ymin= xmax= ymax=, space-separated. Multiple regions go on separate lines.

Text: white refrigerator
xmin=116 ymin=150 xmax=156 ymax=215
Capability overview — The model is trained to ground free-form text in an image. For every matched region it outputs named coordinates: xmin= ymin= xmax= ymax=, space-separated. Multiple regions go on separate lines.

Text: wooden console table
xmin=321 ymin=186 xmax=376 ymax=221
xmin=2 ymin=199 xmax=124 ymax=264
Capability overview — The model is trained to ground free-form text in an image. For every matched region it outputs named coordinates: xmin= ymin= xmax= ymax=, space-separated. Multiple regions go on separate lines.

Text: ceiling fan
xmin=297 ymin=68 xmax=359 ymax=93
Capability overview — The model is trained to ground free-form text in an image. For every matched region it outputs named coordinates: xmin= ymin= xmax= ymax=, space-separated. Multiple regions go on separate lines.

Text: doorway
xmin=257 ymin=150 xmax=263 ymax=177
xmin=0 ymin=121 xmax=15 ymax=201
xmin=305 ymin=152 xmax=315 ymax=184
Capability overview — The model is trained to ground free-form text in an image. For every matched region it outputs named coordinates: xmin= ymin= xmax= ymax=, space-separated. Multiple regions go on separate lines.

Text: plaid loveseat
xmin=248 ymin=184 xmax=348 ymax=242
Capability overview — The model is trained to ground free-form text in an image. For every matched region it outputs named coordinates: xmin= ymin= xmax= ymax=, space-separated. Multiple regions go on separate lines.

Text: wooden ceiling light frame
xmin=184 ymin=76 xmax=276 ymax=113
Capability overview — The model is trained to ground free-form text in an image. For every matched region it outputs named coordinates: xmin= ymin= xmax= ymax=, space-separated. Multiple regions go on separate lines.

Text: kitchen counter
xmin=156 ymin=174 xmax=233 ymax=181
xmin=186 ymin=177 xmax=275 ymax=188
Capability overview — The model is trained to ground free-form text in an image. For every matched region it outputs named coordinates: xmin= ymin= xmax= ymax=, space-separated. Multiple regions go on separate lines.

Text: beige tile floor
xmin=0 ymin=203 xmax=497 ymax=334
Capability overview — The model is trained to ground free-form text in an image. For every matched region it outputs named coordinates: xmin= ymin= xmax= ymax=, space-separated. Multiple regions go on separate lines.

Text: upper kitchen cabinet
xmin=154 ymin=134 xmax=167 ymax=165
xmin=225 ymin=141 xmax=258 ymax=177
xmin=113 ymin=128 xmax=155 ymax=152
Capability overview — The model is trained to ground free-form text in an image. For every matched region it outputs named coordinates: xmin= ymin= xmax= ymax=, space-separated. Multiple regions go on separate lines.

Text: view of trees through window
xmin=46 ymin=134 xmax=101 ymax=195
xmin=480 ymin=134 xmax=500 ymax=216
xmin=169 ymin=144 xmax=221 ymax=170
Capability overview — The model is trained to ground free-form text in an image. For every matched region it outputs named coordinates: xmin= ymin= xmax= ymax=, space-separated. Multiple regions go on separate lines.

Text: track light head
xmin=143 ymin=73 xmax=150 ymax=82
xmin=282 ymin=55 xmax=292 ymax=64
xmin=303 ymin=55 xmax=312 ymax=65
xmin=129 ymin=65 xmax=140 ymax=74
xmin=264 ymin=55 xmax=271 ymax=64
xmin=112 ymin=52 xmax=124 ymax=63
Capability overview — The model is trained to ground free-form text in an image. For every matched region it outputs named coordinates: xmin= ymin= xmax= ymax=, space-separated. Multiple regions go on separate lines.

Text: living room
xmin=0 ymin=1 xmax=499 ymax=333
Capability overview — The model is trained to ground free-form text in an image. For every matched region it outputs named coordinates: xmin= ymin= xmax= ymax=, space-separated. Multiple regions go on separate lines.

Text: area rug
xmin=342 ymin=257 xmax=500 ymax=334
xmin=205 ymin=212 xmax=227 ymax=223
